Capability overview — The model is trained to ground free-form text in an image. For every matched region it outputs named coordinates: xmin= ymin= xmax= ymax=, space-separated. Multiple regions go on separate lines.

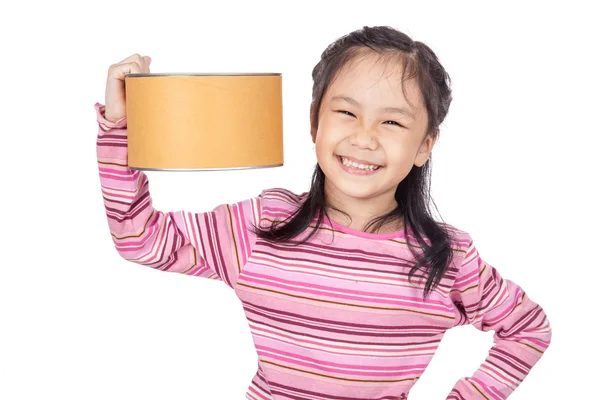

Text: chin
xmin=329 ymin=179 xmax=382 ymax=200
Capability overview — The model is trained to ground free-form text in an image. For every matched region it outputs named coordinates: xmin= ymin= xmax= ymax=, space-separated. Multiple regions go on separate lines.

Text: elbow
xmin=544 ymin=313 xmax=552 ymax=349
xmin=537 ymin=305 xmax=552 ymax=353
xmin=516 ymin=302 xmax=552 ymax=355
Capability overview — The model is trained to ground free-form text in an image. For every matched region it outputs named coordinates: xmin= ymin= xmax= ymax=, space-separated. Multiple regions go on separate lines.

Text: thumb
xmin=144 ymin=56 xmax=152 ymax=65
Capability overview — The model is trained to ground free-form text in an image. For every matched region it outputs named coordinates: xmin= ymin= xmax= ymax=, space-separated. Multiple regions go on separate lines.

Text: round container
xmin=124 ymin=73 xmax=283 ymax=171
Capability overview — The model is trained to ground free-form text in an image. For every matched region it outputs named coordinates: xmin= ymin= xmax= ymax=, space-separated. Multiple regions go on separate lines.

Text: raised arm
xmin=447 ymin=234 xmax=552 ymax=399
xmin=95 ymin=102 xmax=262 ymax=289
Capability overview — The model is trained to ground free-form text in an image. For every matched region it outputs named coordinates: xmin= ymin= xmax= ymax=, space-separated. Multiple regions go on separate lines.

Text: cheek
xmin=314 ymin=124 xmax=341 ymax=154
xmin=381 ymin=140 xmax=419 ymax=171
xmin=313 ymin=132 xmax=329 ymax=164
xmin=381 ymin=138 xmax=406 ymax=157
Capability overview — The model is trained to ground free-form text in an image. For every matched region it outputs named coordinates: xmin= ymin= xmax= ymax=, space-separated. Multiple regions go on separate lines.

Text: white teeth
xmin=341 ymin=157 xmax=380 ymax=171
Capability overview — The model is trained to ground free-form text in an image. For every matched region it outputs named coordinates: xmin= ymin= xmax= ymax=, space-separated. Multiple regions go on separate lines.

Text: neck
xmin=323 ymin=180 xmax=402 ymax=232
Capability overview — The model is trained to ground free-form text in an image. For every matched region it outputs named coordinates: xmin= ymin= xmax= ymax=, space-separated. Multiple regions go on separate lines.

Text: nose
xmin=349 ymin=127 xmax=378 ymax=150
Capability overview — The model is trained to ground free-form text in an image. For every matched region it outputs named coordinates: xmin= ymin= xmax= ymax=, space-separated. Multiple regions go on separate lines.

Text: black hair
xmin=251 ymin=26 xmax=455 ymax=298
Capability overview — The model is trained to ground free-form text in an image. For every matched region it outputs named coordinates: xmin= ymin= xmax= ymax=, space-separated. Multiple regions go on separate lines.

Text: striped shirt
xmin=95 ymin=102 xmax=551 ymax=399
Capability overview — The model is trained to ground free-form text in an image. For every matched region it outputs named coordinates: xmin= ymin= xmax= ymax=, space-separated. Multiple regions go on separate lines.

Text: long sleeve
xmin=447 ymin=234 xmax=552 ymax=399
xmin=95 ymin=102 xmax=263 ymax=289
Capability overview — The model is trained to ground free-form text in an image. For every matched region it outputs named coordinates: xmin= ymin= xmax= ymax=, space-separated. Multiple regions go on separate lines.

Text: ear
xmin=310 ymin=103 xmax=317 ymax=143
xmin=414 ymin=133 xmax=436 ymax=167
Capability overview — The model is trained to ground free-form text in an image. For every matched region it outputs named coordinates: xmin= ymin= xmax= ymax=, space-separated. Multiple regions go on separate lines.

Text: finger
xmin=142 ymin=56 xmax=152 ymax=73
xmin=110 ymin=61 xmax=144 ymax=80
xmin=113 ymin=54 xmax=149 ymax=72
xmin=117 ymin=53 xmax=146 ymax=65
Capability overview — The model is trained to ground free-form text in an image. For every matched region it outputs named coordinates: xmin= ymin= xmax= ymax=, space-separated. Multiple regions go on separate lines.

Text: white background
xmin=1 ymin=0 xmax=598 ymax=398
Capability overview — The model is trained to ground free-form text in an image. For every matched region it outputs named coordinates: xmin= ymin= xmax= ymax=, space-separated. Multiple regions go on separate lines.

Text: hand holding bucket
xmin=104 ymin=54 xmax=283 ymax=171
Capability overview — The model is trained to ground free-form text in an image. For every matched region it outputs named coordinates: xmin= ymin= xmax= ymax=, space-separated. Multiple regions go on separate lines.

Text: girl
xmin=95 ymin=26 xmax=551 ymax=399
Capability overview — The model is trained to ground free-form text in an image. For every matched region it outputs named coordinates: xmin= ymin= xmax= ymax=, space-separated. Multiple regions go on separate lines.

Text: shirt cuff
xmin=94 ymin=102 xmax=127 ymax=129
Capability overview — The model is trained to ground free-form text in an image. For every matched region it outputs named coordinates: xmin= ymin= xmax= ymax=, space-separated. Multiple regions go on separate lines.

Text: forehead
xmin=327 ymin=53 xmax=422 ymax=109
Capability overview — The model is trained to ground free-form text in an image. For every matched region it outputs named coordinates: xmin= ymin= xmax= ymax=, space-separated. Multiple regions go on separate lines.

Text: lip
xmin=337 ymin=155 xmax=383 ymax=175
xmin=338 ymin=155 xmax=382 ymax=167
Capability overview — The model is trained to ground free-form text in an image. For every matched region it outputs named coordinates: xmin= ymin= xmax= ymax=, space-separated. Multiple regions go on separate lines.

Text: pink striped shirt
xmin=95 ymin=102 xmax=551 ymax=399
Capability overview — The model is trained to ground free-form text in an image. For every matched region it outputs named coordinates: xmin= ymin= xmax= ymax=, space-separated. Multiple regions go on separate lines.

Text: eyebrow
xmin=331 ymin=95 xmax=416 ymax=121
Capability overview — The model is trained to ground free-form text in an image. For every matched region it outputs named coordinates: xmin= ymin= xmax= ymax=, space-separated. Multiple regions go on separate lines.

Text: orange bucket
xmin=124 ymin=73 xmax=283 ymax=171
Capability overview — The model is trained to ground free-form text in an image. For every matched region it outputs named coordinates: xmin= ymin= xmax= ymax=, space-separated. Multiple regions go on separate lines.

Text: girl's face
xmin=311 ymin=55 xmax=435 ymax=214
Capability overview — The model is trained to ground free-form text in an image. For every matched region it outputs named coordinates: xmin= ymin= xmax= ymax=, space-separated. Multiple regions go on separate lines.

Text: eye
xmin=383 ymin=120 xmax=405 ymax=128
xmin=335 ymin=110 xmax=405 ymax=128
xmin=335 ymin=110 xmax=355 ymax=117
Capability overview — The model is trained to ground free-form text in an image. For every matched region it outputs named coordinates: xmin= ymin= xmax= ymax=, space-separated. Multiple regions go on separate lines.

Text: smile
xmin=337 ymin=155 xmax=383 ymax=175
